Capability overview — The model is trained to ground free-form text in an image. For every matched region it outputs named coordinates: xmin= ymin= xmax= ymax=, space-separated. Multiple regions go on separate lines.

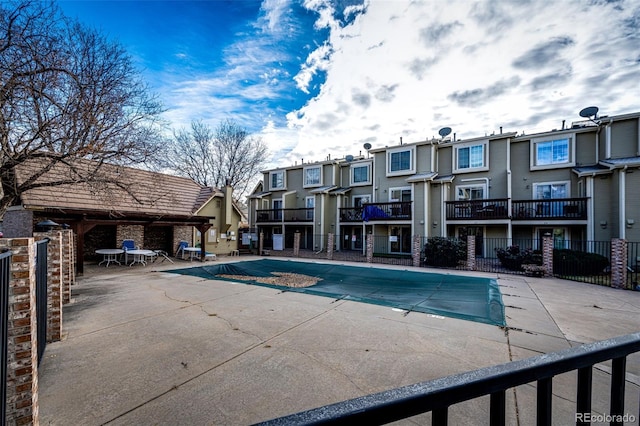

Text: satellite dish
xmin=438 ymin=127 xmax=452 ymax=138
xmin=363 ymin=143 xmax=372 ymax=150
xmin=579 ymin=106 xmax=599 ymax=119
xmin=345 ymin=155 xmax=354 ymax=162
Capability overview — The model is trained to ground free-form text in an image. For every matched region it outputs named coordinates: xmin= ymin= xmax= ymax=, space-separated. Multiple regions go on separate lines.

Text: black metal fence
xmin=258 ymin=332 xmax=640 ymax=425
xmin=0 ymin=250 xmax=12 ymax=426
xmin=35 ymin=239 xmax=49 ymax=365
xmin=265 ymin=234 xmax=638 ymax=289
xmin=629 ymin=241 xmax=640 ymax=290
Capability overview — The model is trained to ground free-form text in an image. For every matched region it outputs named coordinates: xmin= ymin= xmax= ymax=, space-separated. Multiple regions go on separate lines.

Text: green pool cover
xmin=170 ymin=259 xmax=505 ymax=326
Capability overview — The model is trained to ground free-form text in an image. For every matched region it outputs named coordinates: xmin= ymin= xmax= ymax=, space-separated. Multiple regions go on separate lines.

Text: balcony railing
xmin=256 ymin=208 xmax=314 ymax=223
xmin=258 ymin=332 xmax=640 ymax=425
xmin=446 ymin=199 xmax=509 ymax=220
xmin=512 ymin=198 xmax=587 ymax=220
xmin=340 ymin=202 xmax=412 ymax=222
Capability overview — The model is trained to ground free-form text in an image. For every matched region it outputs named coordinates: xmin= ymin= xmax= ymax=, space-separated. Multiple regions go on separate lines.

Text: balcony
xmin=512 ymin=198 xmax=587 ymax=220
xmin=340 ymin=202 xmax=412 ymax=222
xmin=446 ymin=199 xmax=509 ymax=220
xmin=256 ymin=208 xmax=314 ymax=223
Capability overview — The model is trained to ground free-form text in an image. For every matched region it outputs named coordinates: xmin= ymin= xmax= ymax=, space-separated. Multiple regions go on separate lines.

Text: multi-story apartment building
xmin=249 ymin=110 xmax=640 ymax=255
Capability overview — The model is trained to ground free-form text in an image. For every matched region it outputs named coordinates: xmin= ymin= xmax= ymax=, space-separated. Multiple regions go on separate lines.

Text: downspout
xmin=336 ymin=194 xmax=341 ymax=252
xmin=441 ymin=183 xmax=447 ymax=236
xmin=586 ymin=174 xmax=595 ymax=242
xmin=619 ymin=166 xmax=627 ymax=239
xmin=424 ymin=179 xmax=429 ymax=237
xmin=507 ymin=137 xmax=512 ymax=241
xmin=320 ymin=193 xmax=326 ymax=250
xmin=605 ymin=124 xmax=612 ymax=159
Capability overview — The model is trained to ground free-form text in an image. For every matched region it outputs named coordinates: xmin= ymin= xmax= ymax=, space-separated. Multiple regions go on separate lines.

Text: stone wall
xmin=116 ymin=225 xmax=144 ymax=250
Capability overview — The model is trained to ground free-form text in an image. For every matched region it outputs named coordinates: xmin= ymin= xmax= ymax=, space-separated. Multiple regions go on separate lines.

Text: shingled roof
xmin=16 ymin=158 xmax=221 ymax=219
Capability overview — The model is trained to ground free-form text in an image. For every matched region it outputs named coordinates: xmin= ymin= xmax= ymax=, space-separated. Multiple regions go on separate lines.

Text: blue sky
xmin=59 ymin=0 xmax=640 ymax=168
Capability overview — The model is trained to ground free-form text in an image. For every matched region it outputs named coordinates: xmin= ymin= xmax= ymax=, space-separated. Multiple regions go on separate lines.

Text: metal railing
xmin=445 ymin=199 xmax=509 ymax=220
xmin=629 ymin=241 xmax=640 ymax=290
xmin=512 ymin=198 xmax=588 ymax=220
xmin=257 ymin=332 xmax=640 ymax=425
xmin=340 ymin=202 xmax=412 ymax=222
xmin=256 ymin=209 xmax=314 ymax=223
xmin=0 ymin=250 xmax=12 ymax=426
xmin=35 ymin=238 xmax=49 ymax=365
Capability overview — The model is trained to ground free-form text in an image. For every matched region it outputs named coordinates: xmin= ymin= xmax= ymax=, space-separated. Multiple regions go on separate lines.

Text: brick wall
xmin=173 ymin=226 xmax=193 ymax=256
xmin=366 ymin=233 xmax=373 ymax=263
xmin=466 ymin=235 xmax=476 ymax=271
xmin=0 ymin=238 xmax=39 ymax=425
xmin=116 ymin=225 xmax=144 ymax=250
xmin=293 ymin=232 xmax=300 ymax=257
xmin=327 ymin=234 xmax=334 ymax=260
xmin=61 ymin=229 xmax=75 ymax=304
xmin=542 ymin=235 xmax=553 ymax=277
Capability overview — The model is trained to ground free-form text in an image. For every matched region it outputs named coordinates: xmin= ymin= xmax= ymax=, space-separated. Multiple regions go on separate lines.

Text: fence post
xmin=467 ymin=235 xmax=476 ymax=271
xmin=412 ymin=235 xmax=421 ymax=267
xmin=366 ymin=233 xmax=373 ymax=263
xmin=542 ymin=235 xmax=553 ymax=277
xmin=293 ymin=231 xmax=300 ymax=257
xmin=610 ymin=238 xmax=627 ymax=289
xmin=35 ymin=231 xmax=63 ymax=343
xmin=259 ymin=232 xmax=264 ymax=256
xmin=60 ymin=229 xmax=76 ymax=305
xmin=1 ymin=238 xmax=39 ymax=425
xmin=327 ymin=234 xmax=334 ymax=260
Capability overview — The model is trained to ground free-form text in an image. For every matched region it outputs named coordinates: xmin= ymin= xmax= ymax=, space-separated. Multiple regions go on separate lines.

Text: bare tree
xmin=0 ymin=1 xmax=165 ymax=215
xmin=165 ymin=119 xmax=268 ymax=201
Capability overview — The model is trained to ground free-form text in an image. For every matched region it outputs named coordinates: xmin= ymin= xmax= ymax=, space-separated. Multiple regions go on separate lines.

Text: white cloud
xmin=273 ymin=0 xmax=640 ymax=166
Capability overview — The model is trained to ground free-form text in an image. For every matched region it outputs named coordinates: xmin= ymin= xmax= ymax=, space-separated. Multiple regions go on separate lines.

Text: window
xmin=454 ymin=142 xmax=487 ymax=172
xmin=305 ymin=196 xmax=315 ymax=220
xmin=273 ymin=199 xmax=282 ymax=220
xmin=387 ymin=146 xmax=415 ymax=176
xmin=456 ymin=185 xmax=485 ymax=200
xmin=353 ymin=195 xmax=371 ymax=208
xmin=270 ymin=171 xmax=285 ymax=190
xmin=537 ymin=138 xmax=568 ymax=165
xmin=534 ymin=182 xmax=568 ymax=199
xmin=530 ymin=135 xmax=574 ymax=170
xmin=389 ymin=187 xmax=411 ymax=202
xmin=350 ymin=163 xmax=371 ymax=185
xmin=303 ymin=166 xmax=322 ymax=187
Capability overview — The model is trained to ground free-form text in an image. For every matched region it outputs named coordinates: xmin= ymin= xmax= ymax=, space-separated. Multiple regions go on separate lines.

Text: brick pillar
xmin=259 ymin=232 xmax=264 ymax=256
xmin=35 ymin=231 xmax=63 ymax=343
xmin=293 ymin=232 xmax=300 ymax=257
xmin=366 ymin=233 xmax=373 ymax=263
xmin=467 ymin=235 xmax=476 ymax=271
xmin=0 ymin=238 xmax=39 ymax=425
xmin=412 ymin=235 xmax=421 ymax=267
xmin=327 ymin=233 xmax=334 ymax=260
xmin=60 ymin=229 xmax=76 ymax=305
xmin=542 ymin=235 xmax=553 ymax=277
xmin=610 ymin=238 xmax=628 ymax=289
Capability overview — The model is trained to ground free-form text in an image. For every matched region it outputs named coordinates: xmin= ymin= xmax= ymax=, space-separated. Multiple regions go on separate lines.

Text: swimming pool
xmin=170 ymin=259 xmax=505 ymax=326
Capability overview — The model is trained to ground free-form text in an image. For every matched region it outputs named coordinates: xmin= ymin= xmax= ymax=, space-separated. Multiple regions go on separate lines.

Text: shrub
xmin=423 ymin=237 xmax=466 ymax=267
xmin=495 ymin=245 xmax=542 ymax=271
xmin=553 ymin=249 xmax=609 ymax=276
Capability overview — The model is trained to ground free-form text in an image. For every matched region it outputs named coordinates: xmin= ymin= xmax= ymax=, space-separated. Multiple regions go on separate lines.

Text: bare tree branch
xmin=0 ymin=0 xmax=166 ymax=215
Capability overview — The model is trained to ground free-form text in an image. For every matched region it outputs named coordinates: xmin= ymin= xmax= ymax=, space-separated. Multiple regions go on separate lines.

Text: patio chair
xmin=175 ymin=241 xmax=189 ymax=259
xmin=121 ymin=239 xmax=138 ymax=264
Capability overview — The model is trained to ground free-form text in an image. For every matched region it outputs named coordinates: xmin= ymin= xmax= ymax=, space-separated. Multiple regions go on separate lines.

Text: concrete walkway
xmin=37 ymin=257 xmax=640 ymax=425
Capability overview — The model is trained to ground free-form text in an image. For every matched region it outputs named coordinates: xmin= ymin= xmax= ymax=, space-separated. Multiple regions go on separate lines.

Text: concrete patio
xmin=37 ymin=257 xmax=640 ymax=425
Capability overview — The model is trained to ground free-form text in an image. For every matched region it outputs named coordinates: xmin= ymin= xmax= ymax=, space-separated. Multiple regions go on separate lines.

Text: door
xmin=389 ymin=226 xmax=411 ymax=254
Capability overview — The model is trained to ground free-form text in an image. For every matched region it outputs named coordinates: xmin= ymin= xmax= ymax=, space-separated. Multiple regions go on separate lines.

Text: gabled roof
xmin=16 ymin=158 xmax=217 ymax=219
